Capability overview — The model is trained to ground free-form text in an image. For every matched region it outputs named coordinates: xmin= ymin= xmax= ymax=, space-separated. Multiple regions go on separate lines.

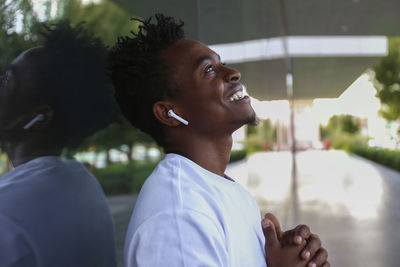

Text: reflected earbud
xmin=23 ymin=114 xmax=45 ymax=130
xmin=168 ymin=109 xmax=189 ymax=125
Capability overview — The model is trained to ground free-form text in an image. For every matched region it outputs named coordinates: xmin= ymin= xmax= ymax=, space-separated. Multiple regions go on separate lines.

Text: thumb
xmin=264 ymin=213 xmax=283 ymax=239
xmin=262 ymin=218 xmax=279 ymax=250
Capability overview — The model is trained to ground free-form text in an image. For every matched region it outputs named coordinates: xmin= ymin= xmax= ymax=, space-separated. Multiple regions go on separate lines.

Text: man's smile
xmin=225 ymin=84 xmax=250 ymax=103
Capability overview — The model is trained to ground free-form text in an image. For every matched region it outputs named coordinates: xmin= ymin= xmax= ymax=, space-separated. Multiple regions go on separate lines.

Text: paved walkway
xmin=107 ymin=194 xmax=137 ymax=267
xmin=226 ymin=150 xmax=400 ymax=267
xmin=109 ymin=150 xmax=400 ymax=267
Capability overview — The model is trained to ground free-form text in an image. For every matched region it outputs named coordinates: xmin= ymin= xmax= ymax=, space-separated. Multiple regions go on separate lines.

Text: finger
xmin=307 ymin=247 xmax=328 ymax=267
xmin=264 ymin=213 xmax=283 ymax=238
xmin=280 ymin=228 xmax=300 ymax=247
xmin=293 ymin=224 xmax=311 ymax=245
xmin=301 ymin=234 xmax=321 ymax=260
xmin=261 ymin=218 xmax=279 ymax=250
xmin=321 ymin=261 xmax=330 ymax=267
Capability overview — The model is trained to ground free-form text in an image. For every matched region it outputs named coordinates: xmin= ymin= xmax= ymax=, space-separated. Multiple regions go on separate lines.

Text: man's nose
xmin=224 ymin=66 xmax=241 ymax=83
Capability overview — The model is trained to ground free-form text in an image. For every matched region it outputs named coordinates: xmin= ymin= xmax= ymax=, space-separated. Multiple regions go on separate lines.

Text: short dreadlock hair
xmin=36 ymin=20 xmax=120 ymax=149
xmin=107 ymin=14 xmax=185 ymax=146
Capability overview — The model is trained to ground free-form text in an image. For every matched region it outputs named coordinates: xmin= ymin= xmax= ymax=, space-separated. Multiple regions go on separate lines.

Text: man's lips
xmin=225 ymin=84 xmax=247 ymax=102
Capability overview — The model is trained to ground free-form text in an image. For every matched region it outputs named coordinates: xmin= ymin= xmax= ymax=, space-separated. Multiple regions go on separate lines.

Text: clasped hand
xmin=262 ymin=213 xmax=330 ymax=267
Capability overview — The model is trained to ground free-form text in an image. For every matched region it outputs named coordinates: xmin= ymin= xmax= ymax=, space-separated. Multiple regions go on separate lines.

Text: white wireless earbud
xmin=23 ymin=114 xmax=45 ymax=130
xmin=168 ymin=109 xmax=189 ymax=125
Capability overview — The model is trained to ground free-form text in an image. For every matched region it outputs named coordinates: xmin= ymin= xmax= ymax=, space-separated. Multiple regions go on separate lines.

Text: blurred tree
xmin=78 ymin=120 xmax=154 ymax=164
xmin=320 ymin=114 xmax=366 ymax=150
xmin=320 ymin=114 xmax=360 ymax=139
xmin=0 ymin=0 xmax=40 ymax=73
xmin=246 ymin=124 xmax=258 ymax=135
xmin=373 ymin=37 xmax=400 ymax=121
xmin=58 ymin=0 xmax=137 ymax=45
xmin=0 ymin=0 xmax=138 ymax=71
xmin=246 ymin=119 xmax=277 ymax=153
xmin=262 ymin=119 xmax=275 ymax=147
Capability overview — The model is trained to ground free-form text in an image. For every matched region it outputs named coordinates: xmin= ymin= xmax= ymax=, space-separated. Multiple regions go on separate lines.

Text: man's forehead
xmin=163 ymin=39 xmax=220 ymax=66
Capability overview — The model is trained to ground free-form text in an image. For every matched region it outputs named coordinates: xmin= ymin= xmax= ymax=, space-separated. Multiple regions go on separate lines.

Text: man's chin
xmin=244 ymin=108 xmax=258 ymax=126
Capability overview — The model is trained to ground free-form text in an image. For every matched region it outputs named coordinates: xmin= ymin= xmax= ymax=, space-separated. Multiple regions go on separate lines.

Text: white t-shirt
xmin=125 ymin=153 xmax=266 ymax=267
xmin=0 ymin=156 xmax=117 ymax=267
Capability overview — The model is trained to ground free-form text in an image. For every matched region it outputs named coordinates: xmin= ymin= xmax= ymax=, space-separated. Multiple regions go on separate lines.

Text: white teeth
xmin=229 ymin=91 xmax=245 ymax=102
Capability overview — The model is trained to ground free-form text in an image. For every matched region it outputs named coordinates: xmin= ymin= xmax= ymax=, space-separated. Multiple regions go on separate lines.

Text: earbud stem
xmin=168 ymin=110 xmax=189 ymax=125
xmin=23 ymin=114 xmax=45 ymax=130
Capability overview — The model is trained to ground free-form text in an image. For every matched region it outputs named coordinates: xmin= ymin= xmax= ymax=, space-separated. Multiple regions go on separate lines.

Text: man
xmin=108 ymin=14 xmax=329 ymax=267
xmin=0 ymin=21 xmax=118 ymax=266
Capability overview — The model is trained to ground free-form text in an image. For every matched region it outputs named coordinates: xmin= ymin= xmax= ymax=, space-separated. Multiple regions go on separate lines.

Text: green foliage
xmin=229 ymin=150 xmax=246 ymax=163
xmin=0 ymin=0 xmax=40 ymax=73
xmin=246 ymin=135 xmax=266 ymax=154
xmin=262 ymin=119 xmax=275 ymax=146
xmin=320 ymin=115 xmax=360 ymax=140
xmin=245 ymin=119 xmax=275 ymax=154
xmin=78 ymin=120 xmax=155 ymax=160
xmin=247 ymin=124 xmax=258 ymax=135
xmin=349 ymin=144 xmax=400 ymax=172
xmin=0 ymin=0 xmax=138 ymax=71
xmin=90 ymin=161 xmax=157 ymax=195
xmin=320 ymin=114 xmax=366 ymax=151
xmin=59 ymin=0 xmax=137 ymax=45
xmin=330 ymin=132 xmax=368 ymax=151
xmin=373 ymin=37 xmax=400 ymax=121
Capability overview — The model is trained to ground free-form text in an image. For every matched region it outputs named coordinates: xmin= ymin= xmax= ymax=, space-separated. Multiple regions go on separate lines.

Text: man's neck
xmin=165 ymin=134 xmax=233 ymax=177
xmin=7 ymin=141 xmax=61 ymax=167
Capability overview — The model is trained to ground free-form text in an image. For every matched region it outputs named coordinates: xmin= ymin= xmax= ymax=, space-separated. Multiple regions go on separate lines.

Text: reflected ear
xmin=153 ymin=101 xmax=181 ymax=127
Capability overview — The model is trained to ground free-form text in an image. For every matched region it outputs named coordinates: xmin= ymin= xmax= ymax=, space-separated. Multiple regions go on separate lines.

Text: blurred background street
xmin=227 ymin=150 xmax=400 ymax=267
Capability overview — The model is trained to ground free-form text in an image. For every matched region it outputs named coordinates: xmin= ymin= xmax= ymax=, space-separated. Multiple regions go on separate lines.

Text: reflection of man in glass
xmin=108 ymin=14 xmax=330 ymax=267
xmin=0 ymin=21 xmax=118 ymax=267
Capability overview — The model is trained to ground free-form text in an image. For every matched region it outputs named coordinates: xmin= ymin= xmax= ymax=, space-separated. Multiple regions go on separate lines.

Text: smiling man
xmin=108 ymin=14 xmax=329 ymax=267
xmin=0 ymin=21 xmax=118 ymax=266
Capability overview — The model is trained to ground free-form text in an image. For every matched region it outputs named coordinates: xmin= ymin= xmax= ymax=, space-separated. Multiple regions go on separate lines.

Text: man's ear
xmin=153 ymin=101 xmax=182 ymax=127
xmin=24 ymin=105 xmax=54 ymax=130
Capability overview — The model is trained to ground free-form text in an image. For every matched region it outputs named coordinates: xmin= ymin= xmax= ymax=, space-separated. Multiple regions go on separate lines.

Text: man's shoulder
xmin=135 ymin=155 xmax=229 ymax=218
xmin=127 ymin=155 xmax=230 ymax=238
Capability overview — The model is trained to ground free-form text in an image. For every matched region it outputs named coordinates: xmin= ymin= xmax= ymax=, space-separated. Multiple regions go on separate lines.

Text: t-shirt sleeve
xmin=126 ymin=209 xmax=229 ymax=267
xmin=0 ymin=214 xmax=38 ymax=267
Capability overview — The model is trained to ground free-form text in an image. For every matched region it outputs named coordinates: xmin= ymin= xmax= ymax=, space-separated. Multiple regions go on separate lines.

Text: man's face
xmin=162 ymin=39 xmax=256 ymax=135
xmin=0 ymin=47 xmax=43 ymax=139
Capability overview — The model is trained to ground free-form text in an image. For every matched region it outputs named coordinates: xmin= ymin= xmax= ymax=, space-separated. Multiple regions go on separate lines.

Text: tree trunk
xmin=106 ymin=149 xmax=111 ymax=166
xmin=127 ymin=143 xmax=134 ymax=163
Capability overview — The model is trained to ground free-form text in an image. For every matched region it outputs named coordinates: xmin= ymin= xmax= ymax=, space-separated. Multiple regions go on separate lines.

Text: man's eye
xmin=205 ymin=65 xmax=214 ymax=73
